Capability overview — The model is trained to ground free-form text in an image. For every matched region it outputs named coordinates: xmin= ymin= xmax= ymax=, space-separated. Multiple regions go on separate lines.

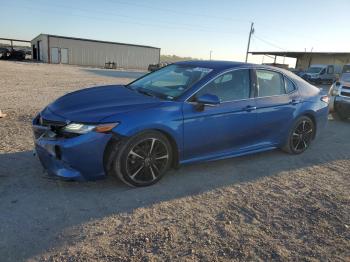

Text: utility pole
xmin=209 ymin=50 xmax=213 ymax=60
xmin=245 ymin=22 xmax=254 ymax=63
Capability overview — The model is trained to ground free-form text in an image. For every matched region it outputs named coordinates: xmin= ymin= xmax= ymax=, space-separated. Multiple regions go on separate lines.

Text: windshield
xmin=307 ymin=67 xmax=323 ymax=74
xmin=341 ymin=73 xmax=350 ymax=82
xmin=128 ymin=64 xmax=212 ymax=100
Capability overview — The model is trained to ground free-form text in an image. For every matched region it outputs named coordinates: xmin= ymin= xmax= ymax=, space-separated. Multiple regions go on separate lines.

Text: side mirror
xmin=196 ymin=94 xmax=220 ymax=106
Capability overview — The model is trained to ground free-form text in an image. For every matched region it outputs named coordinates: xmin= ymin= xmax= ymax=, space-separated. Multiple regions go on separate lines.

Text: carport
xmin=249 ymin=51 xmax=350 ymax=70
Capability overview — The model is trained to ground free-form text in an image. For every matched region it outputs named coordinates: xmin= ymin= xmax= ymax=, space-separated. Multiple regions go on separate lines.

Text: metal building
xmin=31 ymin=34 xmax=160 ymax=70
xmin=249 ymin=51 xmax=350 ymax=70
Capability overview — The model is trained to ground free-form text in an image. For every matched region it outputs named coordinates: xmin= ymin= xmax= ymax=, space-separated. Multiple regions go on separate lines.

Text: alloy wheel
xmin=291 ymin=120 xmax=313 ymax=153
xmin=126 ymin=138 xmax=169 ymax=184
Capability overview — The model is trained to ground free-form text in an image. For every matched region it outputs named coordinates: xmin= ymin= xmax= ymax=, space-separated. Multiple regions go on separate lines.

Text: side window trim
xmin=188 ymin=68 xmax=254 ymax=103
xmin=250 ymin=69 xmax=258 ymax=98
xmin=284 ymin=76 xmax=298 ymax=94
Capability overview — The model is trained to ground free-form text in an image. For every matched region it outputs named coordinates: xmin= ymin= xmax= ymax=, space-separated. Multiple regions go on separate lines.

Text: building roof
xmin=249 ymin=51 xmax=350 ymax=58
xmin=32 ymin=34 xmax=160 ymax=50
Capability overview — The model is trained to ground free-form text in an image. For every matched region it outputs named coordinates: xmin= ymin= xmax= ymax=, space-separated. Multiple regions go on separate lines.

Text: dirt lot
xmin=0 ymin=61 xmax=349 ymax=261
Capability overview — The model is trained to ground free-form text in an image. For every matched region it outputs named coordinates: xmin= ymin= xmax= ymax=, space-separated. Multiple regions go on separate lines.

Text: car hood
xmin=46 ymin=85 xmax=160 ymax=123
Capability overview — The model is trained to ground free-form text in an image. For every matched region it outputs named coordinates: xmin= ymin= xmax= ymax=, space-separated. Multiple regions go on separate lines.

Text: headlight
xmin=63 ymin=123 xmax=118 ymax=134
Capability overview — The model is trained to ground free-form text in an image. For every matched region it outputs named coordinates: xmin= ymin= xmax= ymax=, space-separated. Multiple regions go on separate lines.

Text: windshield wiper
xmin=137 ymin=89 xmax=156 ymax=98
xmin=123 ymin=85 xmax=133 ymax=90
xmin=132 ymin=87 xmax=171 ymax=100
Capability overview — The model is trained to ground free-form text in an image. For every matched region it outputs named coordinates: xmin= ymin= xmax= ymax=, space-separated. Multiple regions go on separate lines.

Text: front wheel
xmin=282 ymin=116 xmax=315 ymax=154
xmin=110 ymin=131 xmax=173 ymax=187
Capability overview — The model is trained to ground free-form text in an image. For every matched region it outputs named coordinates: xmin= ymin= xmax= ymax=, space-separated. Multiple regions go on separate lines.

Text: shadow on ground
xmin=84 ymin=69 xmax=146 ymax=79
xmin=0 ymin=118 xmax=349 ymax=261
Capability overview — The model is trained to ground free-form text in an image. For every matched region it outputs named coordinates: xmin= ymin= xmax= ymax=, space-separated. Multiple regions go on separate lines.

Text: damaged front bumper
xmin=33 ymin=119 xmax=112 ymax=181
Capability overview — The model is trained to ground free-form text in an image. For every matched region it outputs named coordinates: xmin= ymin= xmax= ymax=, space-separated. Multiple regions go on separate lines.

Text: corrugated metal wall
xmin=31 ymin=35 xmax=49 ymax=62
xmin=297 ymin=54 xmax=350 ymax=70
xmin=48 ymin=36 xmax=160 ymax=70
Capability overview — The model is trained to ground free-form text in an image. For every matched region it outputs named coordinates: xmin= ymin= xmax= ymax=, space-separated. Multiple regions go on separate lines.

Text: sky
xmin=1 ymin=0 xmax=349 ymax=66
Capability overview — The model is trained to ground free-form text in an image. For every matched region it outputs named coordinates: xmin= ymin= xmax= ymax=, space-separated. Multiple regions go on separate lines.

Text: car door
xmin=182 ymin=69 xmax=258 ymax=161
xmin=253 ymin=69 xmax=301 ymax=146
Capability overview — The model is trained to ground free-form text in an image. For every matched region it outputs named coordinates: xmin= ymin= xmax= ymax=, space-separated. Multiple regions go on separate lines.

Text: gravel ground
xmin=0 ymin=61 xmax=349 ymax=261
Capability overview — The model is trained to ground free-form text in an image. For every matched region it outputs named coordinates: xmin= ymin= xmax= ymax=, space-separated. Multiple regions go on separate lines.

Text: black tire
xmin=282 ymin=116 xmax=315 ymax=154
xmin=332 ymin=111 xmax=348 ymax=121
xmin=109 ymin=131 xmax=173 ymax=187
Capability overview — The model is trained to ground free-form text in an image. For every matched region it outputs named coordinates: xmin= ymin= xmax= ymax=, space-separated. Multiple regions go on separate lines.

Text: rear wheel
xmin=110 ymin=131 xmax=173 ymax=187
xmin=283 ymin=116 xmax=315 ymax=154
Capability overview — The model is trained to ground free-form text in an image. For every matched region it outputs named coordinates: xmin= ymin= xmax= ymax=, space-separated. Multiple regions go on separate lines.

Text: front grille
xmin=39 ymin=117 xmax=66 ymax=133
xmin=34 ymin=116 xmax=72 ymax=139
xmin=342 ymin=85 xmax=350 ymax=90
xmin=34 ymin=116 xmax=81 ymax=139
xmin=33 ymin=126 xmax=47 ymax=139
xmin=40 ymin=118 xmax=66 ymax=128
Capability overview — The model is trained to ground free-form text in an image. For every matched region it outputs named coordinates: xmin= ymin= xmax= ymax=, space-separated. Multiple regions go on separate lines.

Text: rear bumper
xmin=335 ymin=96 xmax=350 ymax=116
xmin=313 ymin=103 xmax=329 ymax=140
xmin=34 ymin=130 xmax=112 ymax=180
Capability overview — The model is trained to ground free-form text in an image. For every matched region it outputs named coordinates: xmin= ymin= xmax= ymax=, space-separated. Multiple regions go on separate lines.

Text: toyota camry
xmin=33 ymin=61 xmax=329 ymax=186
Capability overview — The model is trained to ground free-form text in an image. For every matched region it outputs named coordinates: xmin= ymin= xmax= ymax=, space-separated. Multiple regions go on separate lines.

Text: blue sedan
xmin=33 ymin=61 xmax=329 ymax=186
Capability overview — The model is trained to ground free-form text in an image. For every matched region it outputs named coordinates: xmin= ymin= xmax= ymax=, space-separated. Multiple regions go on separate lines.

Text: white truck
xmin=329 ymin=64 xmax=350 ymax=120
xmin=303 ymin=64 xmax=342 ymax=84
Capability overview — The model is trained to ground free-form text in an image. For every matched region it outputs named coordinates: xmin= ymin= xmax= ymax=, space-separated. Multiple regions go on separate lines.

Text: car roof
xmin=173 ymin=60 xmax=254 ymax=71
xmin=173 ymin=60 xmax=302 ymax=77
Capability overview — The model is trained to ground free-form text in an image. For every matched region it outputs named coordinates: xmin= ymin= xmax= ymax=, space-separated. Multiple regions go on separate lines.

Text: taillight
xmin=321 ymin=95 xmax=330 ymax=104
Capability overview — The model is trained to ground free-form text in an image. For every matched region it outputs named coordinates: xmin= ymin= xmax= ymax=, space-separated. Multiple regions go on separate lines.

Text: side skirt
xmin=179 ymin=145 xmax=278 ymax=166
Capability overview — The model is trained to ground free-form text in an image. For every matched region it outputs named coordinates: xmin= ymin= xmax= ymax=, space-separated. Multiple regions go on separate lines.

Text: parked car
xmin=32 ymin=61 xmax=329 ymax=187
xmin=0 ymin=48 xmax=26 ymax=60
xmin=342 ymin=64 xmax=350 ymax=73
xmin=148 ymin=62 xmax=168 ymax=72
xmin=303 ymin=64 xmax=342 ymax=84
xmin=289 ymin=68 xmax=305 ymax=78
xmin=329 ymin=71 xmax=350 ymax=120
xmin=10 ymin=49 xmax=26 ymax=60
xmin=0 ymin=47 xmax=9 ymax=59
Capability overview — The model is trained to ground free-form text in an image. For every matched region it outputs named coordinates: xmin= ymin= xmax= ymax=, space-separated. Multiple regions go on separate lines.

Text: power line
xmin=254 ymin=23 xmax=320 ymax=44
xmin=252 ymin=34 xmax=287 ymax=51
xmin=23 ymin=0 xmax=244 ymax=33
xmin=103 ymin=0 xmax=250 ymax=23
xmin=13 ymin=2 xmax=247 ymax=37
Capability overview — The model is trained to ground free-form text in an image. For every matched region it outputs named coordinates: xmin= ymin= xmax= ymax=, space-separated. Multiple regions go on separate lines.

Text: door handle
xmin=290 ymin=99 xmax=301 ymax=105
xmin=244 ymin=105 xmax=257 ymax=112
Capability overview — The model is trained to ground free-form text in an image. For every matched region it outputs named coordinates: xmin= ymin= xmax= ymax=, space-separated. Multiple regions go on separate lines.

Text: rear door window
xmin=256 ymin=70 xmax=286 ymax=97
